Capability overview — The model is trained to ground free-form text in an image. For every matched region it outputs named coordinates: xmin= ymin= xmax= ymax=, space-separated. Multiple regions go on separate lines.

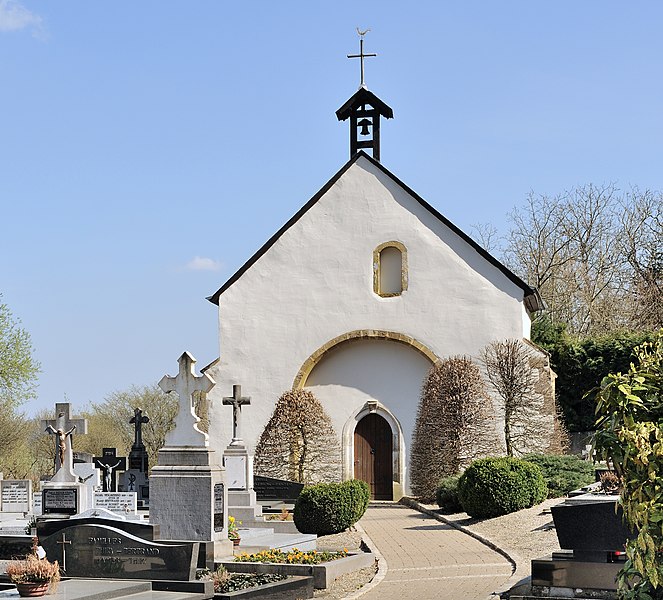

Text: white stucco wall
xmin=207 ymin=156 xmax=532 ymax=477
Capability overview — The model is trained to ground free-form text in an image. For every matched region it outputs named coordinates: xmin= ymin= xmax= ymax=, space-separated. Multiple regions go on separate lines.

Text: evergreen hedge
xmin=293 ymin=479 xmax=370 ymax=535
xmin=435 ymin=475 xmax=462 ymax=513
xmin=532 ymin=320 xmax=655 ymax=431
xmin=522 ymin=453 xmax=595 ymax=498
xmin=458 ymin=457 xmax=547 ymax=518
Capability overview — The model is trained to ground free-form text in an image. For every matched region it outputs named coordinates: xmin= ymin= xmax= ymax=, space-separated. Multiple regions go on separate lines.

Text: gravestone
xmin=32 ymin=492 xmax=42 ymax=516
xmin=222 ymin=385 xmax=253 ymax=491
xmin=73 ymin=462 xmax=101 ymax=510
xmin=40 ymin=402 xmax=90 ymax=515
xmin=118 ymin=408 xmax=150 ymax=507
xmin=0 ymin=479 xmax=32 ymax=513
xmin=94 ymin=448 xmax=127 ymax=493
xmin=40 ymin=522 xmax=198 ymax=580
xmin=94 ymin=492 xmax=137 ymax=516
xmin=73 ymin=451 xmax=94 ymax=464
xmin=150 ymin=352 xmax=232 ymax=559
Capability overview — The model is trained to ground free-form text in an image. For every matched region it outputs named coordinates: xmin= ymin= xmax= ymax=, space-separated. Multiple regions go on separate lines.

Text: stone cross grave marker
xmin=93 ymin=448 xmax=126 ymax=492
xmin=41 ymin=402 xmax=88 ymax=482
xmin=159 ymin=352 xmax=215 ymax=447
xmin=223 ymin=384 xmax=251 ymax=447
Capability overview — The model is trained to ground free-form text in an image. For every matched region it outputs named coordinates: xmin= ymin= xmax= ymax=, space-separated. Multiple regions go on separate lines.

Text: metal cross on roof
xmin=347 ymin=28 xmax=377 ymax=89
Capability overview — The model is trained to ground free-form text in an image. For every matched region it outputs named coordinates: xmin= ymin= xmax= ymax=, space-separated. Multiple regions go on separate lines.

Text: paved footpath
xmin=358 ymin=504 xmax=513 ymax=600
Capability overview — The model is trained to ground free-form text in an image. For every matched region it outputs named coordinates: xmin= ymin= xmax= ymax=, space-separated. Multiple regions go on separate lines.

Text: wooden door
xmin=354 ymin=413 xmax=393 ymax=500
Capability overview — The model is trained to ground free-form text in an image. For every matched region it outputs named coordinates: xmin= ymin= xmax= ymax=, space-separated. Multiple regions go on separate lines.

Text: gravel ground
xmin=313 ymin=527 xmax=378 ymax=599
xmin=421 ymin=497 xmax=565 ymax=581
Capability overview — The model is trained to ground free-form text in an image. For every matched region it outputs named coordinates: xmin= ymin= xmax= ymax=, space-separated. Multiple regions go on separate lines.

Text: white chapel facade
xmin=204 ymin=81 xmax=546 ymax=498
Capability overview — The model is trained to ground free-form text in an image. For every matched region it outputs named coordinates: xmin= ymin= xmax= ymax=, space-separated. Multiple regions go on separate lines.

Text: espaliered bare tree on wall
xmin=254 ymin=389 xmax=340 ymax=484
xmin=410 ymin=356 xmax=498 ymax=502
xmin=481 ymin=339 xmax=567 ymax=456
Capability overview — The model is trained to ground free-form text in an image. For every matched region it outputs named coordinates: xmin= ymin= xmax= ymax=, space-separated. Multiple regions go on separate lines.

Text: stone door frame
xmin=342 ymin=401 xmax=406 ymax=500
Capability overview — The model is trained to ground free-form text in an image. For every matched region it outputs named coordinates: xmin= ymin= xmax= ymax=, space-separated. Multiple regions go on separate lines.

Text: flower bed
xmin=234 ymin=548 xmax=347 ymax=565
xmin=221 ymin=548 xmax=375 ymax=589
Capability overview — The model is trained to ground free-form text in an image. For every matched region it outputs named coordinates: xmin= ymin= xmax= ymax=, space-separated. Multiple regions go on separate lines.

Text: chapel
xmin=205 ymin=39 xmax=553 ymax=499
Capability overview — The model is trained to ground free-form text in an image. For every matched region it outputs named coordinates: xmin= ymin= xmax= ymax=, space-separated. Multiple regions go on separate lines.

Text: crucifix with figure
xmin=159 ymin=351 xmax=215 ymax=447
xmin=41 ymin=402 xmax=88 ymax=480
xmin=223 ymin=385 xmax=251 ymax=447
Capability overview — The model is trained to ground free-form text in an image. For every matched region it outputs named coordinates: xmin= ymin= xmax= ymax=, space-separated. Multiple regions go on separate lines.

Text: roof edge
xmin=207 ymin=152 xmax=369 ymax=305
xmin=208 ymin=151 xmax=541 ymax=310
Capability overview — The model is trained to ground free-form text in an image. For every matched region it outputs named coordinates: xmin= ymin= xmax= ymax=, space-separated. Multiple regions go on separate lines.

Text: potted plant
xmin=5 ymin=541 xmax=60 ymax=597
xmin=228 ymin=516 xmax=241 ymax=547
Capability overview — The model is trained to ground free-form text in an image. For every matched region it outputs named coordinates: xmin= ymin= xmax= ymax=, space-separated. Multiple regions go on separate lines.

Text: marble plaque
xmin=94 ymin=492 xmax=137 ymax=514
xmin=41 ymin=523 xmax=197 ymax=580
xmin=32 ymin=492 xmax=42 ymax=516
xmin=224 ymin=455 xmax=247 ymax=490
xmin=1 ymin=479 xmax=32 ymax=512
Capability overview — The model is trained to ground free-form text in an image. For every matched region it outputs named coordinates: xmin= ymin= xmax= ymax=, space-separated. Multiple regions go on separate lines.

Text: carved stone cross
xmin=223 ymin=384 xmax=251 ymax=447
xmin=41 ymin=402 xmax=88 ymax=479
xmin=159 ymin=352 xmax=215 ymax=447
xmin=130 ymin=408 xmax=149 ymax=448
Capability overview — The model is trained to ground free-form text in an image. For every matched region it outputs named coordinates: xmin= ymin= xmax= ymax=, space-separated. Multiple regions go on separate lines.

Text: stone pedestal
xmin=149 ymin=447 xmax=233 ymax=559
xmin=41 ymin=481 xmax=89 ymax=517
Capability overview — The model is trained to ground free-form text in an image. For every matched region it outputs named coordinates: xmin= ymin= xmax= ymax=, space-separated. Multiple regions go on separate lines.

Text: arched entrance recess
xmin=295 ymin=330 xmax=438 ymax=499
xmin=354 ymin=412 xmax=393 ymax=500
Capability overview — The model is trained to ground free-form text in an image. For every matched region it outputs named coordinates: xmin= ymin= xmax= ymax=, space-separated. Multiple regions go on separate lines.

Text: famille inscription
xmin=41 ymin=524 xmax=197 ymax=581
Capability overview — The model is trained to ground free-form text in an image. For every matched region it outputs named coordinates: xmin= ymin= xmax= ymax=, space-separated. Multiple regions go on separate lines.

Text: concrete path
xmin=358 ymin=504 xmax=513 ymax=600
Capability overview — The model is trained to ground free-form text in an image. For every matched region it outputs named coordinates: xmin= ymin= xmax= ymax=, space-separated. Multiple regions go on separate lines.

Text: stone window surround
xmin=373 ymin=241 xmax=408 ymax=297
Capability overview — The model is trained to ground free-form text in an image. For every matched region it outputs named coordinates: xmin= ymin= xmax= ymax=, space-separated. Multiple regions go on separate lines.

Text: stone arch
xmin=292 ymin=329 xmax=439 ymax=390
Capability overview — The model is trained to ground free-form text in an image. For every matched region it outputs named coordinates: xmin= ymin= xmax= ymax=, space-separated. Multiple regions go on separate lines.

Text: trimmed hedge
xmin=522 ymin=453 xmax=595 ymax=498
xmin=458 ymin=457 xmax=547 ymax=518
xmin=435 ymin=475 xmax=462 ymax=513
xmin=293 ymin=479 xmax=370 ymax=535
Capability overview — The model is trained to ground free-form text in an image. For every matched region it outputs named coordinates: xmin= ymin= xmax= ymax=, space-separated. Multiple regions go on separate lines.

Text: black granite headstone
xmin=551 ymin=500 xmax=636 ymax=555
xmin=43 ymin=488 xmax=77 ymax=515
xmin=40 ymin=523 xmax=198 ymax=581
xmin=254 ymin=476 xmax=304 ymax=502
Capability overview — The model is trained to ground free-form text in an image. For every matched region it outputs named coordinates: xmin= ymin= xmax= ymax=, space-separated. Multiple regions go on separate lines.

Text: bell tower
xmin=336 ymin=29 xmax=393 ymax=162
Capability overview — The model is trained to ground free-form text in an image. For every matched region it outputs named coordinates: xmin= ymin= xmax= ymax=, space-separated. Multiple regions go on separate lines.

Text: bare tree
xmin=504 ymin=185 xmax=626 ymax=336
xmin=481 ymin=339 xmax=562 ymax=456
xmin=410 ymin=356 xmax=499 ymax=502
xmin=254 ymin=389 xmax=340 ymax=484
xmin=91 ymin=384 xmax=178 ymax=469
xmin=618 ymin=189 xmax=663 ymax=330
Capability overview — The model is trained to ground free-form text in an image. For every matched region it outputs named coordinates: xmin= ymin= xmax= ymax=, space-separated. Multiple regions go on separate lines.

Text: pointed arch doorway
xmin=354 ymin=413 xmax=393 ymax=500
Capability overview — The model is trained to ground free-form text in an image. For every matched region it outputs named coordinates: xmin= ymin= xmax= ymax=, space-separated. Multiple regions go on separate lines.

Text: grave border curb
xmin=341 ymin=522 xmax=386 ymax=599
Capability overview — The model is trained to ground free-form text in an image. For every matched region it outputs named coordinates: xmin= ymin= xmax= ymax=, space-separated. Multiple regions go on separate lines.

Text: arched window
xmin=373 ymin=242 xmax=408 ymax=297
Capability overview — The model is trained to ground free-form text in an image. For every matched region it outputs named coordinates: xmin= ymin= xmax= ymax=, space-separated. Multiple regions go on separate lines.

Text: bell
xmin=358 ymin=118 xmax=372 ymax=136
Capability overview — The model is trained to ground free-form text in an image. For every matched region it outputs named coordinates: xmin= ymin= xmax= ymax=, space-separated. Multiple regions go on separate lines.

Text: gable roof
xmin=207 ymin=151 xmax=543 ymax=311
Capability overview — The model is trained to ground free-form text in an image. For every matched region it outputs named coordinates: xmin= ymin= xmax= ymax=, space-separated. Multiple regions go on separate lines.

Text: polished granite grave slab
xmin=40 ymin=523 xmax=198 ymax=581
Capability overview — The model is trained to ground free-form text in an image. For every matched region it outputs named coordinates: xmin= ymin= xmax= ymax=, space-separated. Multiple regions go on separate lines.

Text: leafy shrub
xmin=293 ymin=479 xmax=370 ymax=535
xmin=436 ymin=475 xmax=462 ymax=513
xmin=522 ymin=453 xmax=595 ymax=498
xmin=458 ymin=457 xmax=547 ymax=518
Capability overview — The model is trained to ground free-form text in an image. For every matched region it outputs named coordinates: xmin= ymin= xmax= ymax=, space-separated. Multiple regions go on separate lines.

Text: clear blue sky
xmin=2 ymin=2 xmax=663 ymax=416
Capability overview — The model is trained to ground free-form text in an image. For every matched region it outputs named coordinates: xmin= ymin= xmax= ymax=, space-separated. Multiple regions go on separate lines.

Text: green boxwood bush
xmin=522 ymin=453 xmax=595 ymax=498
xmin=293 ymin=479 xmax=370 ymax=535
xmin=435 ymin=475 xmax=462 ymax=513
xmin=458 ymin=457 xmax=547 ymax=518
